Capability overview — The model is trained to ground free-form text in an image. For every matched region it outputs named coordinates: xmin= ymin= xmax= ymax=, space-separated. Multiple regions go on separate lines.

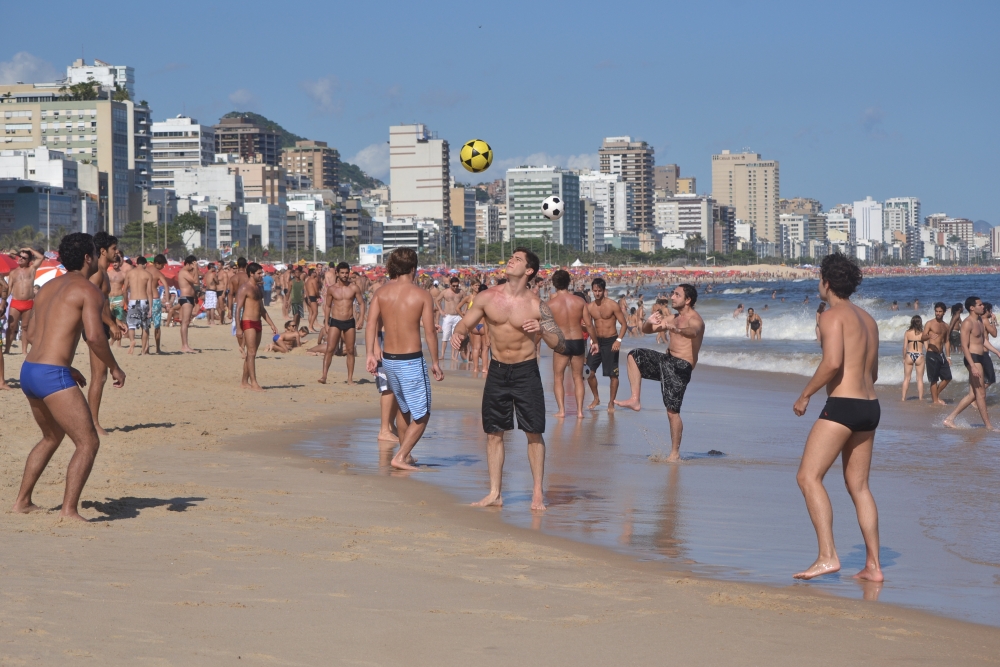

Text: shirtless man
xmin=4 ymin=247 xmax=44 ymax=354
xmin=438 ymin=277 xmax=466 ymax=360
xmin=0 ymin=271 xmax=8 ymax=388
xmin=547 ymin=269 xmax=593 ymax=418
xmin=944 ymin=296 xmax=995 ymax=430
xmin=202 ymin=263 xmax=219 ymax=325
xmin=585 ymin=277 xmax=627 ymax=411
xmin=177 ymin=255 xmax=200 ymax=353
xmin=87 ymin=232 xmax=126 ymax=433
xmin=236 ymin=262 xmax=278 ymax=392
xmin=305 ymin=268 xmax=321 ymax=332
xmin=616 ymin=284 xmax=705 ymax=463
xmin=228 ymin=257 xmax=250 ymax=355
xmin=216 ymin=263 xmax=231 ymax=324
xmin=450 ymin=248 xmax=567 ymax=511
xmin=920 ymin=302 xmax=952 ymax=406
xmin=107 ymin=254 xmax=127 ymax=346
xmin=146 ymin=255 xmax=172 ymax=353
xmin=12 ymin=232 xmax=126 ymax=522
xmin=792 ymin=253 xmax=882 ymax=582
xmin=319 ymin=262 xmax=365 ymax=385
xmin=365 ymin=248 xmax=443 ymax=470
xmin=123 ymin=257 xmax=156 ymax=355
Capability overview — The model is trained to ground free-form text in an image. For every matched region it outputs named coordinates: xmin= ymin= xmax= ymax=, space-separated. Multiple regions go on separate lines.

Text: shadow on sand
xmin=81 ymin=496 xmax=206 ymax=520
xmin=107 ymin=422 xmax=175 ymax=433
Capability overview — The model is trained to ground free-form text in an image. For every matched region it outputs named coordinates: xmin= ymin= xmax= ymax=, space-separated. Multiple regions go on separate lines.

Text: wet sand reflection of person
xmin=653 ymin=464 xmax=683 ymax=560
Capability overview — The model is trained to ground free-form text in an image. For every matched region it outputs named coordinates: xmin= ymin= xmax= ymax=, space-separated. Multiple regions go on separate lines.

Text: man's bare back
xmin=546 ymin=290 xmax=586 ymax=340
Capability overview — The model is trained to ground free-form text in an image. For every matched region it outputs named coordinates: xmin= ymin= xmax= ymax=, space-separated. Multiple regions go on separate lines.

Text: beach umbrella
xmin=0 ymin=255 xmax=18 ymax=274
xmin=34 ymin=265 xmax=67 ymax=287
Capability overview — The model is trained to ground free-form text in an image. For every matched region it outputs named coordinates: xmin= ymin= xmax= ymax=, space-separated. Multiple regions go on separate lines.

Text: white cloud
xmin=0 ymin=52 xmax=59 ymax=85
xmin=300 ymin=76 xmax=342 ymax=114
xmin=350 ymin=143 xmax=390 ymax=178
xmin=228 ymin=88 xmax=257 ymax=107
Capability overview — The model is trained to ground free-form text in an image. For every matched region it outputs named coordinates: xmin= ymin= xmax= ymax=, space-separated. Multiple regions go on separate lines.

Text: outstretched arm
xmin=451 ymin=297 xmax=487 ymax=348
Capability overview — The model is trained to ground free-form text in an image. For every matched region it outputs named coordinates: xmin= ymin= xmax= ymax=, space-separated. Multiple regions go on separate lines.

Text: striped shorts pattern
xmin=382 ymin=355 xmax=431 ymax=420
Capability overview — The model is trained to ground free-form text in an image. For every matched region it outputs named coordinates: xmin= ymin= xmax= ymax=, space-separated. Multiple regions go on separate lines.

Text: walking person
xmin=792 ymin=253 xmax=882 ymax=582
xmin=584 ymin=277 xmax=627 ymax=411
xmin=746 ymin=307 xmax=762 ymax=340
xmin=944 ymin=296 xmax=996 ymax=430
xmin=901 ymin=315 xmax=925 ymax=402
xmin=87 ymin=232 xmax=126 ymax=434
xmin=177 ymin=255 xmax=200 ymax=353
xmin=920 ymin=302 xmax=953 ymax=406
xmin=547 ymin=269 xmax=591 ymax=418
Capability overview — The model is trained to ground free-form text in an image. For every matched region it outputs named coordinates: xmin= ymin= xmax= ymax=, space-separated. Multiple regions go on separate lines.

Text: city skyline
xmin=2 ymin=0 xmax=998 ymax=223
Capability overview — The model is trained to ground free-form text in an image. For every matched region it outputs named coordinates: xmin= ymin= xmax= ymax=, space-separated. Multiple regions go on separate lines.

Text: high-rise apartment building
xmin=66 ymin=59 xmax=136 ymax=99
xmin=653 ymin=164 xmax=679 ymax=193
xmin=675 ymin=177 xmax=696 ymax=194
xmin=599 ymin=136 xmax=654 ymax=232
xmin=506 ymin=166 xmax=581 ymax=248
xmin=779 ymin=197 xmax=822 ymax=215
xmin=883 ymin=197 xmax=921 ymax=231
xmin=711 ymin=150 xmax=780 ymax=244
xmin=578 ymin=171 xmax=632 ymax=234
xmin=449 ymin=184 xmax=476 ymax=230
xmin=475 ymin=203 xmax=501 ymax=244
xmin=389 ymin=124 xmax=450 ymax=223
xmin=653 ymin=194 xmax=715 ymax=250
xmin=151 ymin=116 xmax=216 ymax=187
xmin=580 ymin=199 xmax=605 ymax=253
xmin=853 ymin=197 xmax=884 ymax=243
xmin=214 ymin=116 xmax=281 ymax=165
xmin=227 ymin=160 xmax=286 ymax=206
xmin=281 ymin=140 xmax=340 ymax=192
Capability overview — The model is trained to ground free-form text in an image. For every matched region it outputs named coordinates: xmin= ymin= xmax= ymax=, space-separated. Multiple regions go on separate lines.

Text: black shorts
xmin=586 ymin=336 xmax=620 ymax=377
xmin=328 ymin=317 xmax=356 ymax=332
xmin=308 ymin=296 xmax=318 ymax=303
xmin=925 ymin=350 xmax=952 ymax=384
xmin=628 ymin=348 xmax=692 ymax=413
xmin=964 ymin=353 xmax=996 ymax=386
xmin=482 ymin=359 xmax=545 ymax=434
xmin=950 ymin=331 xmax=962 ymax=350
xmin=562 ymin=339 xmax=586 ymax=357
xmin=819 ymin=397 xmax=880 ymax=432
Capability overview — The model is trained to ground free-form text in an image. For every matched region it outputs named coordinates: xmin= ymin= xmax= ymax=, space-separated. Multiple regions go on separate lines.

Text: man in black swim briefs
xmin=546 ymin=270 xmax=593 ymax=418
xmin=319 ymin=262 xmax=365 ymax=385
xmin=945 ymin=296 xmax=996 ymax=430
xmin=792 ymin=253 xmax=883 ymax=583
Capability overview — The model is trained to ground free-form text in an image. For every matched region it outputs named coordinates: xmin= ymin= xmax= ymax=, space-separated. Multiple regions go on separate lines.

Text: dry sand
xmin=1 ymin=313 xmax=998 ymax=665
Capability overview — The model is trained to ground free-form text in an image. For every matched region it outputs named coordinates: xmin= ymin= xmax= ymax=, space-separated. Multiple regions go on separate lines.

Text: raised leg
xmin=13 ymin=397 xmax=67 ymax=513
xmin=472 ymin=432 xmax=505 ymax=507
xmin=841 ymin=429 xmax=883 ymax=582
xmin=614 ymin=352 xmax=643 ymax=411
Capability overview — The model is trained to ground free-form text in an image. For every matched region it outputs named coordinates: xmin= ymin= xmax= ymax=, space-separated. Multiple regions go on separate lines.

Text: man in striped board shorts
xmin=365 ymin=247 xmax=443 ymax=471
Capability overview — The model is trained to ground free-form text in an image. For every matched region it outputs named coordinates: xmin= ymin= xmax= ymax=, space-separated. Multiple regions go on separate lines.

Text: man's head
xmin=387 ymin=247 xmax=418 ymax=279
xmin=669 ymin=283 xmax=698 ymax=310
xmin=335 ymin=261 xmax=351 ymax=283
xmin=551 ymin=269 xmax=570 ymax=291
xmin=507 ymin=247 xmax=539 ymax=282
xmin=93 ymin=231 xmax=118 ymax=262
xmin=449 ymin=276 xmax=460 ymax=291
xmin=207 ymin=263 xmax=216 ymax=271
xmin=819 ymin=253 xmax=862 ymax=300
xmin=58 ymin=233 xmax=97 ymax=276
xmin=965 ymin=295 xmax=983 ymax=315
xmin=237 ymin=256 xmax=247 ymax=269
xmin=184 ymin=255 xmax=197 ymax=266
xmin=16 ymin=249 xmax=32 ymax=267
xmin=247 ymin=262 xmax=263 ymax=282
xmin=591 ymin=277 xmax=607 ymax=300
xmin=113 ymin=254 xmax=122 ymax=269
xmin=136 ymin=256 xmax=148 ymax=267
xmin=154 ymin=254 xmax=166 ymax=269
xmin=934 ymin=302 xmax=947 ymax=320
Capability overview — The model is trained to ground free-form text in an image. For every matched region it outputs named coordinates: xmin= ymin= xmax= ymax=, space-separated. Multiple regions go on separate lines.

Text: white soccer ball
xmin=541 ymin=195 xmax=564 ymax=221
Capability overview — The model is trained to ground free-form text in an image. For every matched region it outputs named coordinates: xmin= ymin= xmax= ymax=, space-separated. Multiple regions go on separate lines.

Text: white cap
xmin=433 ymin=280 xmax=439 ymax=285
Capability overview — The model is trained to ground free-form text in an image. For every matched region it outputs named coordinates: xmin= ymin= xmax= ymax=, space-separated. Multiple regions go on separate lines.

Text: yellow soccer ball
xmin=460 ymin=139 xmax=493 ymax=173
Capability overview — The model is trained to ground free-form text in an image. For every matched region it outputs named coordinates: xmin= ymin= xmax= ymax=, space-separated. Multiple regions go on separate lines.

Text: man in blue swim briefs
xmin=12 ymin=232 xmax=126 ymax=522
xmin=792 ymin=253 xmax=882 ymax=583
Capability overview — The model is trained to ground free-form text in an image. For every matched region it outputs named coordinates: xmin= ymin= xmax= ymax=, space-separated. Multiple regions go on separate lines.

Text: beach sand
xmin=1 ymin=314 xmax=999 ymax=665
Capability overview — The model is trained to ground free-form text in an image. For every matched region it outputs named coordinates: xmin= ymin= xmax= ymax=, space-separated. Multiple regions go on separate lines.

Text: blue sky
xmin=3 ymin=0 xmax=998 ymax=221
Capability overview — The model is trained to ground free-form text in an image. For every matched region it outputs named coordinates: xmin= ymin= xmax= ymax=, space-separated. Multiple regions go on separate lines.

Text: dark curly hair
xmin=820 ymin=253 xmax=862 ymax=299
xmin=386 ymin=247 xmax=417 ymax=279
xmin=58 ymin=232 xmax=96 ymax=271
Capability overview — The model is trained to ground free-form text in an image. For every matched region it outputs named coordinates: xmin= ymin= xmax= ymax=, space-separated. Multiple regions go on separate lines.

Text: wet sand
xmin=1 ymin=315 xmax=999 ymax=664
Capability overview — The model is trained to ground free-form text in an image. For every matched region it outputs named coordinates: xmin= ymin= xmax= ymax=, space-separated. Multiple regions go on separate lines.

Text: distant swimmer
xmin=890 ymin=300 xmax=898 ymax=311
xmin=733 ymin=303 xmax=744 ymax=318
xmin=901 ymin=315 xmax=925 ymax=402
xmin=365 ymin=248 xmax=443 ymax=470
xmin=12 ymin=233 xmax=126 ymax=521
xmin=815 ymin=302 xmax=827 ymax=343
xmin=792 ymin=253 xmax=882 ymax=582
xmin=746 ymin=308 xmax=762 ymax=340
xmin=944 ymin=296 xmax=996 ymax=430
xmin=451 ymin=248 xmax=567 ymax=510
xmin=547 ymin=270 xmax=591 ymax=418
xmin=584 ymin=277 xmax=626 ymax=411
xmin=913 ymin=298 xmax=920 ymax=311
xmin=615 ymin=285 xmax=705 ymax=463
xmin=772 ymin=290 xmax=776 ymax=300
xmin=920 ymin=302 xmax=952 ymax=405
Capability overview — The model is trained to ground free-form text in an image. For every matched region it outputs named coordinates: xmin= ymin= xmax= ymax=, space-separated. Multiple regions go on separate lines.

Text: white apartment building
xmin=853 ymin=196 xmax=884 ymax=243
xmin=288 ymin=194 xmax=335 ymax=253
xmin=382 ymin=217 xmax=423 ymax=254
xmin=475 ymin=203 xmax=501 ymax=244
xmin=883 ymin=207 xmax=906 ymax=242
xmin=66 ymin=59 xmax=135 ymax=98
xmin=578 ymin=170 xmax=633 ymax=234
xmin=580 ymin=198 xmax=606 ymax=253
xmin=883 ymin=197 xmax=921 ymax=231
xmin=653 ymin=194 xmax=715 ymax=249
xmin=496 ymin=202 xmax=509 ymax=242
xmin=173 ymin=165 xmax=244 ymax=205
xmin=0 ymin=147 xmax=98 ymax=192
xmin=825 ymin=212 xmax=856 ymax=247
xmin=151 ymin=116 xmax=216 ymax=187
xmin=991 ymin=227 xmax=1000 ymax=258
xmin=243 ymin=202 xmax=286 ymax=249
xmin=505 ymin=166 xmax=582 ymax=247
xmin=389 ymin=124 xmax=449 ymax=222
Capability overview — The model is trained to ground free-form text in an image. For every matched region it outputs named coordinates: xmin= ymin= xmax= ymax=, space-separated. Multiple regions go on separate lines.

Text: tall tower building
xmin=281 ymin=140 xmax=340 ymax=192
xmin=389 ymin=124 xmax=450 ymax=223
xmin=599 ymin=136 xmax=654 ymax=232
xmin=853 ymin=196 xmax=884 ymax=243
xmin=711 ymin=150 xmax=780 ymax=243
xmin=505 ymin=166 xmax=581 ymax=249
xmin=151 ymin=116 xmax=216 ymax=188
xmin=214 ymin=116 xmax=281 ymax=165
xmin=883 ymin=197 xmax=921 ymax=231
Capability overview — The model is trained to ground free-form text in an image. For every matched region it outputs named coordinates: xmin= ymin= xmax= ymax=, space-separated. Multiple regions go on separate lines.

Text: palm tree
xmin=684 ymin=234 xmax=704 ymax=254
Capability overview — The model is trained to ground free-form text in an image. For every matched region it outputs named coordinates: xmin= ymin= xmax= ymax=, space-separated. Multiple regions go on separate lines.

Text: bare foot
xmin=615 ymin=397 xmax=641 ymax=411
xmin=94 ymin=424 xmax=108 ymax=436
xmin=793 ymin=557 xmax=841 ymax=579
xmin=472 ymin=492 xmax=503 ymax=508
xmin=576 ymin=411 xmax=584 ymax=419
xmin=665 ymin=452 xmax=681 ymax=463
xmin=554 ymin=410 xmax=565 ymax=418
xmin=390 ymin=455 xmax=419 ymax=471
xmin=0 ymin=383 xmax=10 ymax=390
xmin=345 ymin=380 xmax=355 ymax=386
xmin=406 ymin=455 xmax=418 ymax=465
xmin=607 ymin=403 xmax=615 ymax=413
xmin=587 ymin=398 xmax=600 ymax=410
xmin=58 ymin=512 xmax=90 ymax=524
xmin=376 ymin=430 xmax=399 ymax=443
xmin=12 ymin=501 xmax=45 ymax=514
xmin=249 ymin=383 xmax=265 ymax=392
xmin=531 ymin=493 xmax=546 ymax=511
xmin=181 ymin=347 xmax=196 ymax=354
xmin=317 ymin=377 xmax=327 ymax=384
xmin=852 ymin=565 xmax=884 ymax=582
xmin=943 ymin=418 xmax=957 ymax=429
xmin=241 ymin=382 xmax=251 ymax=390
xmin=933 ymin=399 xmax=947 ymax=406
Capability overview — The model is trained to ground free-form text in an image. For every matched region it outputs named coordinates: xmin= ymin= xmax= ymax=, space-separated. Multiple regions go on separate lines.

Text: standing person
xmin=177 ymin=255 xmax=200 ymax=353
xmin=236 ymin=262 xmax=278 ymax=391
xmin=791 ymin=253 xmax=882 ymax=582
xmin=147 ymin=255 xmax=172 ymax=354
xmin=467 ymin=284 xmax=491 ymax=374
xmin=920 ymin=302 xmax=953 ymax=406
xmin=450 ymin=248 xmax=567 ymax=511
xmin=947 ymin=303 xmax=964 ymax=357
xmin=123 ymin=257 xmax=156 ymax=355
xmin=304 ymin=268 xmax=321 ymax=331
xmin=202 ymin=263 xmax=219 ymax=326
xmin=12 ymin=233 xmax=126 ymax=521
xmin=944 ymin=296 xmax=995 ymax=430
xmin=584 ymin=277 xmax=627 ymax=411
xmin=319 ymin=262 xmax=366 ymax=385
xmin=746 ymin=307 xmax=763 ymax=340
xmin=901 ymin=315 xmax=926 ymax=402
xmin=546 ymin=270 xmax=592 ymax=418
xmin=364 ymin=248 xmax=443 ymax=470
xmin=438 ymin=277 xmax=467 ymax=361
xmin=108 ymin=254 xmax=126 ymax=345
xmin=228 ymin=257 xmax=250 ymax=356
xmin=4 ymin=247 xmax=44 ymax=354
xmin=262 ymin=269 xmax=274 ymax=306
xmin=280 ymin=268 xmax=291 ymax=318
xmin=87 ymin=232 xmax=125 ymax=434
xmin=288 ymin=268 xmax=305 ymax=330
xmin=0 ymin=271 xmax=8 ymax=388
xmin=615 ymin=285 xmax=705 ymax=463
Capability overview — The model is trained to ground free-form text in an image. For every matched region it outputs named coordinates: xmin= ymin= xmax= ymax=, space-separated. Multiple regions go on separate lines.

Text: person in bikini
xmin=920 ymin=302 xmax=952 ymax=406
xmin=746 ymin=308 xmax=762 ymax=340
xmin=319 ymin=262 xmax=365 ymax=385
xmin=235 ymin=262 xmax=278 ymax=391
xmin=547 ymin=269 xmax=594 ymax=418
xmin=792 ymin=253 xmax=882 ymax=582
xmin=12 ymin=233 xmax=126 ymax=521
xmin=177 ymin=255 xmax=200 ymax=353
xmin=901 ymin=315 xmax=926 ymax=402
xmin=4 ymin=247 xmax=44 ymax=355
xmin=584 ymin=277 xmax=627 ymax=411
xmin=616 ymin=285 xmax=705 ymax=462
xmin=944 ymin=296 xmax=996 ymax=430
xmin=266 ymin=321 xmax=310 ymax=353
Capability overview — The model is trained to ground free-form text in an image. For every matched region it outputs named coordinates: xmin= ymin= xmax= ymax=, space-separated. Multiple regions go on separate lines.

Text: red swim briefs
xmin=240 ymin=319 xmax=262 ymax=333
xmin=9 ymin=299 xmax=33 ymax=312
